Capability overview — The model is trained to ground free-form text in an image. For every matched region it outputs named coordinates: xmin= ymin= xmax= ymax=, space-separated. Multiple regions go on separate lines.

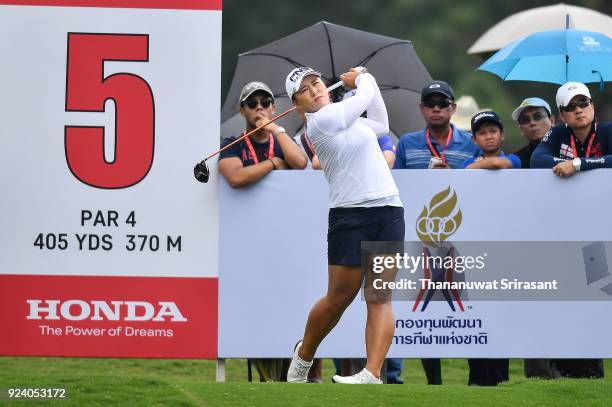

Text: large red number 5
xmin=65 ymin=33 xmax=154 ymax=189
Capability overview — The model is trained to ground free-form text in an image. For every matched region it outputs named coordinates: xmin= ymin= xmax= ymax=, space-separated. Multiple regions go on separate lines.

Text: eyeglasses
xmin=242 ymin=97 xmax=273 ymax=109
xmin=422 ymin=97 xmax=453 ymax=109
xmin=560 ymin=97 xmax=591 ymax=113
xmin=518 ymin=112 xmax=548 ymax=125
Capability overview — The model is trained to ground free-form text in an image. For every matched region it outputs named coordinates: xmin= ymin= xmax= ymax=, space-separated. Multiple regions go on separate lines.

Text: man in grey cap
xmin=218 ymin=82 xmax=306 ymax=381
xmin=512 ymin=98 xmax=555 ymax=169
xmin=511 ymin=97 xmax=560 ymax=378
xmin=218 ymin=81 xmax=306 ymax=188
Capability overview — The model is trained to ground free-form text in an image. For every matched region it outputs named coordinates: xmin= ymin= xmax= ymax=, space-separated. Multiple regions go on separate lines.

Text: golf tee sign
xmin=0 ymin=1 xmax=221 ymax=357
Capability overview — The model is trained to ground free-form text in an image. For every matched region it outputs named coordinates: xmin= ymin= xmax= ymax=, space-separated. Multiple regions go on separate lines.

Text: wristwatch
xmin=572 ymin=157 xmax=581 ymax=172
xmin=273 ymin=126 xmax=286 ymax=136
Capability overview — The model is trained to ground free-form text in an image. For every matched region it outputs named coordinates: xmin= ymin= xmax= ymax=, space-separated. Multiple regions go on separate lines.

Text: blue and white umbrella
xmin=478 ymin=29 xmax=612 ymax=86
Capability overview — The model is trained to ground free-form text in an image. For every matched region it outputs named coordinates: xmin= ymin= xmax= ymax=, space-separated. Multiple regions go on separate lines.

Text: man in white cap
xmin=530 ymin=81 xmax=608 ymax=379
xmin=218 ymin=81 xmax=306 ymax=188
xmin=512 ymin=98 xmax=555 ymax=169
xmin=531 ymin=82 xmax=612 ymax=178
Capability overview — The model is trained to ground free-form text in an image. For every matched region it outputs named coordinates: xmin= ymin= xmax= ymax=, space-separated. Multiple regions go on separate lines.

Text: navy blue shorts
xmin=327 ymin=206 xmax=405 ymax=267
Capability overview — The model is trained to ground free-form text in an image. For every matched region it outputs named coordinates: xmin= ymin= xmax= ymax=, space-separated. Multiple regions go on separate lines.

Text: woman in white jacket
xmin=285 ymin=67 xmax=405 ymax=384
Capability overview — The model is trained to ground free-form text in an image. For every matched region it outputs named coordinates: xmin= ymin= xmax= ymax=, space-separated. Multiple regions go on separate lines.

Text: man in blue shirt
xmin=394 ymin=81 xmax=480 ymax=170
xmin=393 ymin=80 xmax=479 ymax=386
xmin=462 ymin=111 xmax=521 ymax=169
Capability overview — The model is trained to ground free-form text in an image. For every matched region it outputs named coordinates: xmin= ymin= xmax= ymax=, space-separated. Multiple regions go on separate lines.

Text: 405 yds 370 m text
xmin=33 ymin=233 xmax=182 ymax=252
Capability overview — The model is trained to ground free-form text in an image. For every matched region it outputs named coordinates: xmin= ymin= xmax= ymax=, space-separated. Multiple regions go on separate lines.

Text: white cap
xmin=511 ymin=98 xmax=552 ymax=122
xmin=556 ymin=82 xmax=591 ymax=110
xmin=285 ymin=67 xmax=321 ymax=100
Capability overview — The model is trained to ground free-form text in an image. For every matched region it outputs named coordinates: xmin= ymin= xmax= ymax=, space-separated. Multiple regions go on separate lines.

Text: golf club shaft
xmin=203 ymin=80 xmax=344 ymax=162
xmin=205 ymin=106 xmax=296 ymax=161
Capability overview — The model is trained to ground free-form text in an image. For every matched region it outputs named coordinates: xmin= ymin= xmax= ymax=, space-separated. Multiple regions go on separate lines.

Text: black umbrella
xmin=220 ymin=21 xmax=432 ymax=140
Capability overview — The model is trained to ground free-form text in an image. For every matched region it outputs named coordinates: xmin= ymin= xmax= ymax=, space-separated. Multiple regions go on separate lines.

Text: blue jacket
xmin=531 ymin=122 xmax=612 ymax=170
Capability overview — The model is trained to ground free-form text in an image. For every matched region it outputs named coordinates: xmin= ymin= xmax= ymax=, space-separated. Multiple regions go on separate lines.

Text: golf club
xmin=194 ymin=77 xmax=353 ymax=183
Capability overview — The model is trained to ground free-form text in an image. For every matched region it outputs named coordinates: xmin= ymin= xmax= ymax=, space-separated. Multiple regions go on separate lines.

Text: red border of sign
xmin=0 ymin=0 xmax=221 ymax=10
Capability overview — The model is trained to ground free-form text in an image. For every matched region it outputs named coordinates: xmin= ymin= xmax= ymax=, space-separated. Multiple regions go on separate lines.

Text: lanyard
xmin=425 ymin=127 xmax=453 ymax=163
xmin=570 ymin=129 xmax=595 ymax=158
xmin=243 ymin=132 xmax=274 ymax=164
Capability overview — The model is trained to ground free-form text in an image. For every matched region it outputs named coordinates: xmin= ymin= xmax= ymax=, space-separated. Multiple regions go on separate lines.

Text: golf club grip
xmin=327 ymin=80 xmax=343 ymax=92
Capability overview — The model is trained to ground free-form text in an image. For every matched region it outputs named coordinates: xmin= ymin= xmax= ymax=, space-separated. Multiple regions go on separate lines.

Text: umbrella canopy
xmin=477 ymin=29 xmax=612 ymax=85
xmin=468 ymin=3 xmax=612 ymax=55
xmin=221 ymin=21 xmax=432 ymax=140
xmin=451 ymin=95 xmax=481 ymax=131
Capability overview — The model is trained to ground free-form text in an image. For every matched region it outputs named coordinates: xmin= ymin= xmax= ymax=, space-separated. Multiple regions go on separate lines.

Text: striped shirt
xmin=393 ymin=125 xmax=480 ymax=169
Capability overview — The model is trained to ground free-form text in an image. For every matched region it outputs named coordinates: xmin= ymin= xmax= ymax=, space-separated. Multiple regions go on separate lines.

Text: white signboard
xmin=0 ymin=1 xmax=221 ymax=358
xmin=219 ymin=170 xmax=612 ymax=358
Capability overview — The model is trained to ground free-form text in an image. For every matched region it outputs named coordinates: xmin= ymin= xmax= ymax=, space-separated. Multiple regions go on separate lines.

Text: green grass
xmin=1 ymin=358 xmax=611 ymax=406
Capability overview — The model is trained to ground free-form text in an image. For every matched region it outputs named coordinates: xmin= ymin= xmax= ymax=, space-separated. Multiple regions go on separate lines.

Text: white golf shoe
xmin=332 ymin=368 xmax=383 ymax=384
xmin=287 ymin=341 xmax=313 ymax=383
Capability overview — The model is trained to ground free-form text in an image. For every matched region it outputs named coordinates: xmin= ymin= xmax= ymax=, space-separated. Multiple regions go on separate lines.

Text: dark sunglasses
xmin=242 ymin=97 xmax=273 ymax=109
xmin=518 ymin=112 xmax=548 ymax=125
xmin=560 ymin=97 xmax=591 ymax=113
xmin=422 ymin=97 xmax=453 ymax=109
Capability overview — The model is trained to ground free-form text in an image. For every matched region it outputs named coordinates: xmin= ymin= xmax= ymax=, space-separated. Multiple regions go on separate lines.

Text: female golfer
xmin=285 ymin=67 xmax=404 ymax=384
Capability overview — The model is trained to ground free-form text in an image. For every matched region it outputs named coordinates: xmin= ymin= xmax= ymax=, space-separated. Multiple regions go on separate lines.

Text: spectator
xmin=462 ymin=111 xmax=521 ymax=169
xmin=531 ymin=81 xmax=609 ymax=378
xmin=512 ymin=98 xmax=555 ymax=169
xmin=393 ymin=80 xmax=479 ymax=385
xmin=218 ymin=81 xmax=306 ymax=382
xmin=218 ymin=81 xmax=306 ymax=188
xmin=510 ymin=97 xmax=561 ymax=378
xmin=394 ymin=80 xmax=480 ymax=171
xmin=462 ymin=111 xmax=517 ymax=386
xmin=531 ymin=81 xmax=612 ymax=178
